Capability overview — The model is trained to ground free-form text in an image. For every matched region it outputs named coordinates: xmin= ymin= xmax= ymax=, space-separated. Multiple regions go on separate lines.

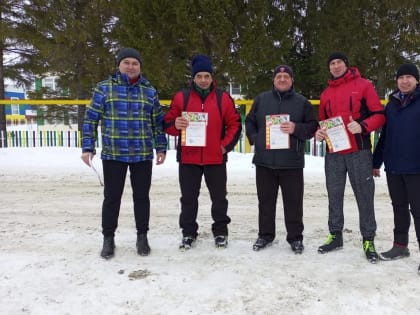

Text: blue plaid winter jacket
xmin=82 ymin=71 xmax=167 ymax=163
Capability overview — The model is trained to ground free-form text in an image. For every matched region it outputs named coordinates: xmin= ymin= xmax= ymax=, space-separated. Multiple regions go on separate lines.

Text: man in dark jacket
xmin=373 ymin=63 xmax=420 ymax=274
xmin=315 ymin=52 xmax=385 ymax=263
xmin=164 ymin=54 xmax=242 ymax=250
xmin=245 ymin=65 xmax=318 ymax=253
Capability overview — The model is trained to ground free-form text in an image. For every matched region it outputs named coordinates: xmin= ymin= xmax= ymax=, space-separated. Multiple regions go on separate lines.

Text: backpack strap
xmin=182 ymin=88 xmax=190 ymax=111
xmin=215 ymin=88 xmax=224 ymax=117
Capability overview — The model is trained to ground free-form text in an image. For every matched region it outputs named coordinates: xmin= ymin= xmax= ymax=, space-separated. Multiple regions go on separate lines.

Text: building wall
xmin=4 ymin=86 xmax=35 ymax=131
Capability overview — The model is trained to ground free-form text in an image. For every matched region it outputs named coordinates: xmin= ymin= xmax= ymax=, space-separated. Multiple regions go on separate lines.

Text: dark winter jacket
xmin=164 ymin=83 xmax=242 ymax=165
xmin=319 ymin=67 xmax=385 ymax=154
xmin=372 ymin=84 xmax=420 ymax=174
xmin=82 ymin=71 xmax=167 ymax=163
xmin=245 ymin=88 xmax=318 ymax=169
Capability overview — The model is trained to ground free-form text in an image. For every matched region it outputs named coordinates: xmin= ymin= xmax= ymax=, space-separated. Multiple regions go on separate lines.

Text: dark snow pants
xmin=178 ymin=163 xmax=230 ymax=238
xmin=101 ymin=159 xmax=152 ymax=237
xmin=255 ymin=165 xmax=304 ymax=243
xmin=386 ymin=173 xmax=420 ymax=246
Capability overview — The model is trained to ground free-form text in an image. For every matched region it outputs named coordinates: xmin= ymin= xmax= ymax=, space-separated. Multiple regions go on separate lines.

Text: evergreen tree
xmin=2 ymin=0 xmax=418 ymax=139
xmin=20 ymin=0 xmax=116 ymax=129
xmin=312 ymin=0 xmax=419 ymax=98
xmin=112 ymin=0 xmax=240 ymax=98
xmin=225 ymin=0 xmax=293 ymax=98
xmin=0 ymin=0 xmax=33 ymax=146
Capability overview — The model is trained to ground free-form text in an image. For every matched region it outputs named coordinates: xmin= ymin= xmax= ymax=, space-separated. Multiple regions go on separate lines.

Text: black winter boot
xmin=252 ymin=237 xmax=273 ymax=251
xmin=179 ymin=236 xmax=196 ymax=250
xmin=291 ymin=240 xmax=304 ymax=254
xmin=100 ymin=236 xmax=115 ymax=259
xmin=137 ymin=234 xmax=151 ymax=256
xmin=318 ymin=232 xmax=343 ymax=253
xmin=379 ymin=243 xmax=410 ymax=261
xmin=214 ymin=235 xmax=228 ymax=248
xmin=363 ymin=239 xmax=379 ymax=263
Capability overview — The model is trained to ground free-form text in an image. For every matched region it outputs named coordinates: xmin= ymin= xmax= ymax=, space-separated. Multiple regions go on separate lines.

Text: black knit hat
xmin=191 ymin=54 xmax=213 ymax=77
xmin=396 ymin=63 xmax=419 ymax=81
xmin=117 ymin=47 xmax=142 ymax=65
xmin=273 ymin=65 xmax=294 ymax=79
xmin=327 ymin=52 xmax=349 ymax=68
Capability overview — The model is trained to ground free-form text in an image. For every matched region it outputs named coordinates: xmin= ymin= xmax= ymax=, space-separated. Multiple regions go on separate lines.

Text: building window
xmin=11 ymin=105 xmax=20 ymax=115
xmin=10 ymin=97 xmax=20 ymax=115
xmin=229 ymin=83 xmax=241 ymax=96
xmin=231 ymin=85 xmax=241 ymax=95
xmin=43 ymin=78 xmax=56 ymax=90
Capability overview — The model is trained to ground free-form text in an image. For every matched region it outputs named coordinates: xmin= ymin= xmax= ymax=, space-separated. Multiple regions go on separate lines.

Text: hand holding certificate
xmin=181 ymin=112 xmax=208 ymax=147
xmin=319 ymin=116 xmax=351 ymax=153
xmin=265 ymin=114 xmax=290 ymax=149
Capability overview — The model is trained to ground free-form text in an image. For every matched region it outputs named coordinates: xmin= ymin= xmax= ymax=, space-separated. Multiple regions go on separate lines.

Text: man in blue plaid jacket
xmin=81 ymin=47 xmax=167 ymax=259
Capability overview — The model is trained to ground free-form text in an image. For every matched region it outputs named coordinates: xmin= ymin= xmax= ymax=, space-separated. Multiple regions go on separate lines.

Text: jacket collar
xmin=328 ymin=67 xmax=361 ymax=87
xmin=272 ymin=87 xmax=294 ymax=100
xmin=390 ymin=84 xmax=420 ymax=106
xmin=112 ymin=71 xmax=147 ymax=86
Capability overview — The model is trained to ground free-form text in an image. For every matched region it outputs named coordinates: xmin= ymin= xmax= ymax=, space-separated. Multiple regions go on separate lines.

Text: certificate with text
xmin=181 ymin=112 xmax=208 ymax=147
xmin=265 ymin=114 xmax=290 ymax=149
xmin=319 ymin=116 xmax=351 ymax=152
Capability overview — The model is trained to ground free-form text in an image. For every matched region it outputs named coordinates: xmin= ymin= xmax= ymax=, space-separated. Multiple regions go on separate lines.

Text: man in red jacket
xmin=315 ymin=52 xmax=385 ymax=263
xmin=164 ymin=54 xmax=242 ymax=250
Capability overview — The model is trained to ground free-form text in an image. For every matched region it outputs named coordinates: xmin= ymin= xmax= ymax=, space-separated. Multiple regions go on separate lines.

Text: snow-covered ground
xmin=1 ymin=147 xmax=419 ymax=315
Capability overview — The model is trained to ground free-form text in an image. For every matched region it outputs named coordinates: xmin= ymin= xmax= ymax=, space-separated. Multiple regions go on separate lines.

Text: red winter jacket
xmin=319 ymin=67 xmax=385 ymax=154
xmin=164 ymin=84 xmax=242 ymax=164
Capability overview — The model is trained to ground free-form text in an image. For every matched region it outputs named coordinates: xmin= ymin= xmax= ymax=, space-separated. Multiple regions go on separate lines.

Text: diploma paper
xmin=265 ymin=114 xmax=290 ymax=149
xmin=319 ymin=116 xmax=351 ymax=152
xmin=181 ymin=112 xmax=208 ymax=147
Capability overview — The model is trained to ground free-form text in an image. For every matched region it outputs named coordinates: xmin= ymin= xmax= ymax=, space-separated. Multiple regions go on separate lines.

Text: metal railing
xmin=3 ymin=98 xmax=368 ymax=155
xmin=1 ymin=128 xmax=326 ymax=157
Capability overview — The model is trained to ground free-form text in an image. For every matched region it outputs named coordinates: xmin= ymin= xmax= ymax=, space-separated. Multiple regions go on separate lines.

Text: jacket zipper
xmin=349 ymin=95 xmax=364 ymax=150
xmin=201 ymin=101 xmax=204 ymax=163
